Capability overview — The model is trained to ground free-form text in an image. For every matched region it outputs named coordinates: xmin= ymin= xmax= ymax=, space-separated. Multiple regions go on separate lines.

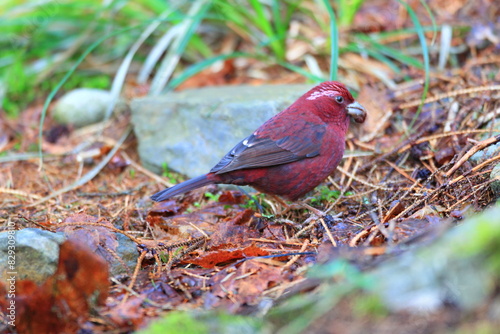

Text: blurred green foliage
xmin=1 ymin=0 xmax=434 ymax=117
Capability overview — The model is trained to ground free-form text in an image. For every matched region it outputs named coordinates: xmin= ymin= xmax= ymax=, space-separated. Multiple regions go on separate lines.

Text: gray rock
xmin=131 ymin=84 xmax=314 ymax=177
xmin=491 ymin=163 xmax=500 ymax=197
xmin=53 ymin=88 xmax=127 ymax=128
xmin=0 ymin=228 xmax=66 ymax=284
xmin=0 ymin=227 xmax=138 ymax=283
xmin=372 ymin=205 xmax=500 ymax=312
xmin=470 ymin=118 xmax=500 ymax=163
xmin=98 ymin=232 xmax=139 ymax=277
xmin=471 ymin=143 xmax=500 ymax=163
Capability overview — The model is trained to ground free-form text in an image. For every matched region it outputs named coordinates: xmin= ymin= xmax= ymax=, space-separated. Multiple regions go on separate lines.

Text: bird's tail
xmin=150 ymin=174 xmax=213 ymax=202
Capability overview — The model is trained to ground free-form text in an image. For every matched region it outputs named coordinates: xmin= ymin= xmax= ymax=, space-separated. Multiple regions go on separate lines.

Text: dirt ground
xmin=1 ymin=1 xmax=500 ymax=333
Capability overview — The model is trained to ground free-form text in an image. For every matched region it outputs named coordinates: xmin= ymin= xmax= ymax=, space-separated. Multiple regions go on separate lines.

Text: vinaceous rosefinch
xmin=151 ymin=81 xmax=366 ymax=202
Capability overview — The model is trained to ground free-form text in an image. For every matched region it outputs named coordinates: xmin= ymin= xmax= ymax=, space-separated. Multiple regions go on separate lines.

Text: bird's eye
xmin=335 ymin=96 xmax=344 ymax=104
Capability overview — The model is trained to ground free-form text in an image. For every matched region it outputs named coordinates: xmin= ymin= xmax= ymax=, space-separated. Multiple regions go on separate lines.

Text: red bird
xmin=151 ymin=81 xmax=366 ymax=202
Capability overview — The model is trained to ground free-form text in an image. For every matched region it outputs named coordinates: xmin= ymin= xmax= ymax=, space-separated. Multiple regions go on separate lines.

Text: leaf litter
xmin=1 ymin=1 xmax=500 ymax=332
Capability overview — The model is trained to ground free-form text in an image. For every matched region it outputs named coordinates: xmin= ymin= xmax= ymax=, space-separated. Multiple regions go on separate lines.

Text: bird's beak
xmin=347 ymin=101 xmax=367 ymax=123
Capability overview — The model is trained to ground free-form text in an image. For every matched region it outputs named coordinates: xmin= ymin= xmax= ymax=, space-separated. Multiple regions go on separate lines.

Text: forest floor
xmin=1 ymin=1 xmax=500 ymax=333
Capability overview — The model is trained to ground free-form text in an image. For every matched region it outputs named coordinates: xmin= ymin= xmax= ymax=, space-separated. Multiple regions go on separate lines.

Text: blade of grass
xmin=37 ymin=22 xmax=149 ymax=169
xmin=438 ymin=24 xmax=452 ymax=70
xmin=355 ymin=34 xmax=424 ymax=69
xmin=277 ymin=60 xmax=325 ymax=82
xmin=343 ymin=43 xmax=402 ymax=74
xmin=272 ymin=0 xmax=286 ymax=46
xmin=321 ymin=0 xmax=338 ymax=81
xmin=138 ymin=25 xmax=181 ymax=83
xmin=338 ymin=0 xmax=365 ymax=27
xmin=149 ymin=0 xmax=211 ymax=95
xmin=103 ymin=9 xmax=175 ymax=127
xmin=419 ymin=0 xmax=437 ymax=46
xmin=248 ymin=0 xmax=284 ymax=60
xmin=211 ymin=0 xmax=252 ymax=39
xmin=305 ymin=54 xmax=324 ymax=79
xmin=397 ymin=0 xmax=430 ymax=131
xmin=249 ymin=0 xmax=285 ymax=60
xmin=0 ymin=152 xmax=60 ymax=163
xmin=169 ymin=48 xmax=326 ymax=90
xmin=368 ymin=25 xmax=448 ymax=41
xmin=34 ymin=17 xmax=100 ymax=85
xmin=167 ymin=51 xmax=250 ymax=89
xmin=32 ymin=126 xmax=132 ymax=206
xmin=188 ymin=34 xmax=214 ymax=58
xmin=33 ymin=1 xmax=127 ymax=82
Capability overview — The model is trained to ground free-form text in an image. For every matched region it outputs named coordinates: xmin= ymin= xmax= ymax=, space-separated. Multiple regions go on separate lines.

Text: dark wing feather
xmin=210 ymin=122 xmax=326 ymax=174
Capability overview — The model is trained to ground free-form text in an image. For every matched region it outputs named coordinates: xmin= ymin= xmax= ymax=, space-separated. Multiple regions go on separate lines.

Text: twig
xmin=448 ymin=178 xmax=497 ymax=211
xmin=319 ymin=217 xmax=337 ymax=247
xmin=100 ymin=243 xmax=132 ymax=277
xmin=121 ymin=151 xmax=174 ymax=188
xmin=358 ymin=124 xmax=436 ymax=173
xmin=17 ymin=214 xmax=54 ymax=231
xmin=326 ymin=160 xmax=360 ymax=213
xmin=122 ymin=250 xmax=148 ymax=304
xmin=282 ymin=239 xmax=310 ymax=270
xmin=53 ymin=221 xmax=143 ymax=244
xmin=77 ymin=182 xmax=149 ymax=197
xmin=383 ymin=158 xmax=415 ymax=183
xmin=449 ymin=154 xmax=500 ymax=185
xmin=248 ymin=237 xmax=310 ymax=247
xmin=29 ymin=126 xmax=132 ymax=206
xmin=110 ymin=277 xmax=172 ymax=309
xmin=350 ymin=225 xmax=378 ymax=247
xmin=0 ymin=188 xmax=42 ymax=200
xmin=292 ymin=215 xmax=317 ymax=239
xmin=76 ymin=182 xmax=149 ymax=197
xmin=164 ymin=238 xmax=206 ymax=300
xmin=397 ymin=129 xmax=499 ymax=154
xmin=360 ymin=108 xmax=393 ymax=142
xmin=445 ymin=134 xmax=500 ymax=177
xmin=335 ymin=165 xmax=393 ymax=190
xmin=399 ymin=84 xmax=500 ymax=109
xmin=149 ymin=236 xmax=208 ymax=253
xmin=391 ymin=184 xmax=448 ymax=221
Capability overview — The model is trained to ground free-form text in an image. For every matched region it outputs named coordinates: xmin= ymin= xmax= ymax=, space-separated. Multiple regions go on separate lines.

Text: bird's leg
xmin=237 ymin=186 xmax=265 ymax=213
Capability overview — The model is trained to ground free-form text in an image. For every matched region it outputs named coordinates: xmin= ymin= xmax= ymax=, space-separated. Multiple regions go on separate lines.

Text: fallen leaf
xmin=185 ymin=245 xmax=269 ymax=268
xmin=105 ymin=296 xmax=146 ymax=329
xmin=3 ymin=240 xmax=109 ymax=334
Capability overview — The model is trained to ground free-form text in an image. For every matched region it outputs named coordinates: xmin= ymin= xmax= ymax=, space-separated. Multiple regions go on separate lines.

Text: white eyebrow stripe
xmin=306 ymin=90 xmax=337 ymax=100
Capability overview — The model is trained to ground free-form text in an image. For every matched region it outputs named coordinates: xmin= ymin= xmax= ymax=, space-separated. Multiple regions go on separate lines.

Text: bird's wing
xmin=210 ymin=122 xmax=326 ymax=174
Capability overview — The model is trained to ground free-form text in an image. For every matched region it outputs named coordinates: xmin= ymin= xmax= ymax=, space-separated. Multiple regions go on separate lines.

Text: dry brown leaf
xmin=1 ymin=240 xmax=109 ymax=334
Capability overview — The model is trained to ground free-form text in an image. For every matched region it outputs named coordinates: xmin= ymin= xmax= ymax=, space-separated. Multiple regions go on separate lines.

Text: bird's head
xmin=304 ymin=81 xmax=367 ymax=124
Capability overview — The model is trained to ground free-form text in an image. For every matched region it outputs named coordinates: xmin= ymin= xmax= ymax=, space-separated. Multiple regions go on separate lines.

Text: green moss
xmin=140 ymin=312 xmax=209 ymax=334
xmin=139 ymin=311 xmax=263 ymax=334
xmin=352 ymin=294 xmax=388 ymax=318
